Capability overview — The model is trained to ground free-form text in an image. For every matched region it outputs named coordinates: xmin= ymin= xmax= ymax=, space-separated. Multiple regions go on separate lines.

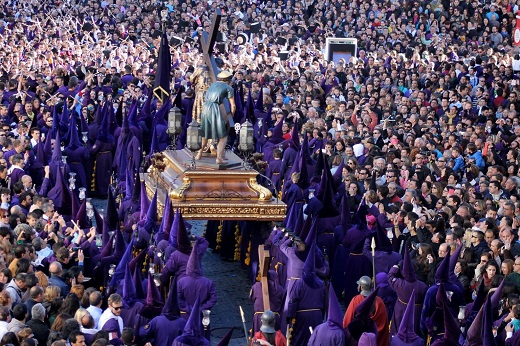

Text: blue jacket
xmin=452 ymin=155 xmax=465 ymax=173
xmin=468 ymin=151 xmax=485 ymax=169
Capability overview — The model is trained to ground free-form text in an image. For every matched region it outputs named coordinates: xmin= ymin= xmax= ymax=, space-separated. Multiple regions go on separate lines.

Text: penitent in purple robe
xmin=279 ymin=237 xmax=305 ymax=332
xmin=64 ymin=146 xmax=90 ymax=190
xmin=101 ymin=318 xmax=123 ymax=345
xmin=177 ymin=244 xmax=217 ymax=320
xmin=90 ymin=140 xmax=114 ymax=198
xmin=120 ymin=302 xmax=144 ymax=330
xmin=265 ymin=159 xmax=282 ymax=194
xmin=287 ymin=243 xmax=326 ymax=346
xmin=388 ymin=266 xmax=427 ymax=337
xmin=250 ymin=271 xmax=285 ymax=334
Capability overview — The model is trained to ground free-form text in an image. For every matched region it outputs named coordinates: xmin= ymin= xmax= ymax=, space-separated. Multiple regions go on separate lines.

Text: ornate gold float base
xmin=144 ymin=149 xmax=286 ymax=221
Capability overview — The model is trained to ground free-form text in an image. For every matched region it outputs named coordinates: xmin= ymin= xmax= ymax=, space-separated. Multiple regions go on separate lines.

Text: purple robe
xmin=101 ymin=318 xmax=123 ymax=345
xmin=120 ymin=301 xmax=144 ymax=330
xmin=279 ymin=237 xmax=304 ymax=332
xmin=250 ymin=277 xmax=285 ymax=334
xmin=90 ymin=140 xmax=114 ymax=197
xmin=388 ymin=266 xmax=427 ymax=337
xmin=64 ymin=146 xmax=90 ymax=190
xmin=287 ymin=278 xmax=326 ymax=346
xmin=265 ymin=159 xmax=282 ymax=194
xmin=126 ymin=136 xmax=142 ymax=174
xmin=308 ymin=322 xmax=347 ymax=345
xmin=177 ymin=276 xmax=217 ymax=318
xmin=9 ymin=166 xmax=25 ymax=186
xmin=138 ymin=314 xmax=186 ymax=345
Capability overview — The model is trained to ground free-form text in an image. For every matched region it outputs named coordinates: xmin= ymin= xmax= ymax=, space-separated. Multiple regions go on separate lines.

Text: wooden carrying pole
xmin=258 ymin=245 xmax=271 ymax=311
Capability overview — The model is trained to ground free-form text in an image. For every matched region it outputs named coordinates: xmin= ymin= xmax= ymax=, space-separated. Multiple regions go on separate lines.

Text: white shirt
xmin=87 ymin=306 xmax=103 ymax=329
xmin=0 ymin=320 xmax=8 ymax=340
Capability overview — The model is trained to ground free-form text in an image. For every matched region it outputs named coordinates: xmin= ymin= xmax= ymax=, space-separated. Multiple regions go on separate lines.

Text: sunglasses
xmin=112 ymin=305 xmax=122 ymax=311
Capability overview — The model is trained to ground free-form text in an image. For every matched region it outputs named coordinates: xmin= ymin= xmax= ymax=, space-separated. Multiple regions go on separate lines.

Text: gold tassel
xmin=216 ymin=222 xmax=222 ymax=251
xmin=90 ymin=158 xmax=97 ymax=192
xmin=234 ymin=224 xmax=241 ymax=261
xmin=244 ymin=240 xmax=251 ymax=266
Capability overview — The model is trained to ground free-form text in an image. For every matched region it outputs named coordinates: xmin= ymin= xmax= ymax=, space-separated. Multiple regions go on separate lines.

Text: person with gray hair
xmin=27 ymin=303 xmax=49 ymax=346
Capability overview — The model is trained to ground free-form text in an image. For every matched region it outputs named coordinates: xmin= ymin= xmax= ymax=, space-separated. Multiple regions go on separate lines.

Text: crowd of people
xmin=1 ymin=0 xmax=520 ymax=344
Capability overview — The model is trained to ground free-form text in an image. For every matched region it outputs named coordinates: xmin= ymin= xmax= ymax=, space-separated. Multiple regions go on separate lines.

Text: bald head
xmin=49 ymin=261 xmax=62 ymax=276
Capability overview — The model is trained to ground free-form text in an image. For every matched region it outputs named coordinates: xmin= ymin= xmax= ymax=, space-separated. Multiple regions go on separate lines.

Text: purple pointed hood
xmin=401 ymin=246 xmax=416 ymax=282
xmin=51 ymin=105 xmax=61 ymax=139
xmin=289 ymin=141 xmax=309 ymax=190
xmin=76 ymin=199 xmax=89 ymax=229
xmin=101 ymin=219 xmax=111 ymax=247
xmin=302 ymin=242 xmax=318 ymax=287
xmin=244 ymin=89 xmax=256 ymax=123
xmin=132 ymin=263 xmax=146 ymax=300
xmin=448 ymin=244 xmax=464 ymax=290
xmin=332 ymin=158 xmax=345 ymax=189
xmin=145 ymin=272 xmax=163 ymax=306
xmin=315 ymin=155 xmax=339 ymax=218
xmin=98 ymin=232 xmax=114 ymax=258
xmin=216 ymin=328 xmax=234 ymax=346
xmin=92 ymin=204 xmax=103 ymax=231
xmin=43 ymin=135 xmax=52 ymax=166
xmin=255 ymin=86 xmax=264 ymax=111
xmin=71 ymin=190 xmax=80 ymax=225
xmin=66 ymin=111 xmax=82 ymax=149
xmin=155 ymin=194 xmax=172 ymax=245
xmin=340 ymin=194 xmax=352 ymax=229
xmin=355 ymin=287 xmax=380 ymax=318
xmin=47 ymin=164 xmax=70 ymax=209
xmin=290 ymin=120 xmax=300 ymax=150
xmin=298 ymin=215 xmax=313 ymax=243
xmin=396 ymin=289 xmax=421 ymax=343
xmin=466 ymin=303 xmax=484 ymax=345
xmin=124 ymin=166 xmax=134 ymax=200
xmin=51 ymin=131 xmax=62 ymax=162
xmin=186 ymin=241 xmax=203 ymax=278
xmin=292 ymin=207 xmax=304 ymax=237
xmin=327 ymin=284 xmax=343 ymax=327
xmin=374 ymin=221 xmax=393 ymax=253
xmin=304 ymin=218 xmax=318 ymax=247
xmin=97 ymin=101 xmax=115 ymax=143
xmin=109 ymin=238 xmax=134 ymax=290
xmin=139 ymin=180 xmax=150 ymax=221
xmin=490 ymin=277 xmax=505 ymax=308
xmin=122 ymin=263 xmax=138 ymax=305
xmin=60 ymin=104 xmax=69 ymax=130
xmin=482 ymin=299 xmax=497 ymax=346
xmin=161 ymin=277 xmax=180 ymax=318
xmin=170 ymin=209 xmax=191 ymax=254
xmin=34 ymin=137 xmax=47 ymax=169
xmin=348 ymin=287 xmax=379 ymax=341
xmin=271 ymin=118 xmax=284 ymax=141
xmin=106 ymin=188 xmax=119 ymax=231
xmin=128 ymin=248 xmax=146 ymax=279
xmin=180 ymin=296 xmax=203 ymax=337
xmin=113 ymin=229 xmax=127 ymax=258
xmin=434 ymin=250 xmax=451 ymax=284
